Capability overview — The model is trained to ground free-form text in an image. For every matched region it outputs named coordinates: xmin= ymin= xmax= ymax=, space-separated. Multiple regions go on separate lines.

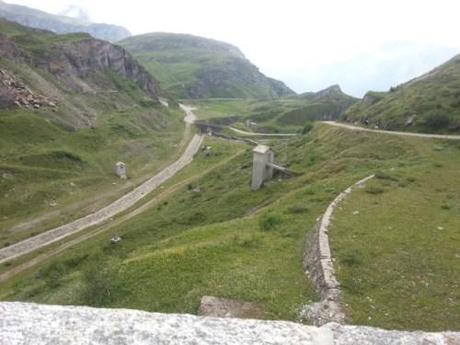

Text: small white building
xmin=251 ymin=145 xmax=274 ymax=190
xmin=115 ymin=161 xmax=127 ymax=179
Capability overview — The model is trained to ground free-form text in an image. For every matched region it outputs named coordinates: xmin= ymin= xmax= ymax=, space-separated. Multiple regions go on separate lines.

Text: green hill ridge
xmin=118 ymin=33 xmax=295 ymax=99
xmin=343 ymin=54 xmax=460 ymax=133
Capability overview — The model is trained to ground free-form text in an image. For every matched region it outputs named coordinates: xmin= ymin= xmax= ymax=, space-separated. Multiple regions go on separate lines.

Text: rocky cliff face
xmin=35 ymin=38 xmax=160 ymax=98
xmin=0 ymin=19 xmax=160 ymax=102
xmin=0 ymin=19 xmax=161 ymax=128
xmin=0 ymin=0 xmax=131 ymax=42
xmin=1 ymin=303 xmax=458 ymax=345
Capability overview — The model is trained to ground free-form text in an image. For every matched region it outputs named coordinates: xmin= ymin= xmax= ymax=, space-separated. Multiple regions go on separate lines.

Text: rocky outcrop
xmin=1 ymin=302 xmax=458 ymax=345
xmin=0 ymin=32 xmax=22 ymax=59
xmin=0 ymin=69 xmax=56 ymax=108
xmin=0 ymin=20 xmax=159 ymax=101
xmin=36 ymin=38 xmax=160 ymax=99
xmin=0 ymin=1 xmax=130 ymax=42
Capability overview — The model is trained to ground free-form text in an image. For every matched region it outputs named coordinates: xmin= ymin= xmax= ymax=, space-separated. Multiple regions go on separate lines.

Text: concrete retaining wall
xmin=301 ymin=175 xmax=375 ymax=325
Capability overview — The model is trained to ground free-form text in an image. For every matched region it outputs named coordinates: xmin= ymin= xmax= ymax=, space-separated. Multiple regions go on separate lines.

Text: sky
xmin=5 ymin=0 xmax=460 ymax=97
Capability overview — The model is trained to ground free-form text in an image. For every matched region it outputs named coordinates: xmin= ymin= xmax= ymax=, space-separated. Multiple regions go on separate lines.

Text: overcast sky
xmin=5 ymin=0 xmax=460 ymax=96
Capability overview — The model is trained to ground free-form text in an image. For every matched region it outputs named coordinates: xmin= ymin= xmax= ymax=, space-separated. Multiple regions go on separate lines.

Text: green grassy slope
xmin=2 ymin=123 xmax=457 ymax=331
xmin=343 ymin=54 xmax=460 ymax=133
xmin=331 ymin=142 xmax=460 ymax=331
xmin=190 ymin=85 xmax=358 ymax=133
xmin=0 ymin=20 xmax=185 ymax=246
xmin=118 ymin=33 xmax=295 ymax=99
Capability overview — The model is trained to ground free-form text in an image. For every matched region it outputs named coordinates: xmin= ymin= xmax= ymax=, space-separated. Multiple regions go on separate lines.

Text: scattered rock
xmin=198 ymin=296 xmax=265 ymax=319
xmin=1 ymin=173 xmax=13 ymax=179
xmin=110 ymin=235 xmax=122 ymax=244
xmin=405 ymin=115 xmax=417 ymax=126
xmin=0 ymin=69 xmax=57 ymax=109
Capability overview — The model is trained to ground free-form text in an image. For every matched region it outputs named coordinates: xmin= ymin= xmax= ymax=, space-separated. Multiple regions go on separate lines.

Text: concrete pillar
xmin=115 ymin=162 xmax=127 ymax=179
xmin=251 ymin=145 xmax=274 ymax=190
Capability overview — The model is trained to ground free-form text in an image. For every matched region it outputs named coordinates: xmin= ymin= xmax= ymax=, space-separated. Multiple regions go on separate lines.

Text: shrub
xmin=423 ymin=113 xmax=451 ymax=131
xmin=81 ymin=263 xmax=115 ymax=307
xmin=375 ymin=171 xmax=398 ymax=181
xmin=365 ymin=186 xmax=384 ymax=195
xmin=301 ymin=121 xmax=313 ymax=135
xmin=259 ymin=213 xmax=282 ymax=231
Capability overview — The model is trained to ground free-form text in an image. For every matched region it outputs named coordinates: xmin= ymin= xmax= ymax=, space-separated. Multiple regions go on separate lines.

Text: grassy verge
xmin=330 ymin=140 xmax=460 ymax=331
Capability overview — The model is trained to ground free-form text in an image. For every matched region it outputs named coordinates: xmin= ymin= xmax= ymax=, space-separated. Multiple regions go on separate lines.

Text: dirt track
xmin=323 ymin=121 xmax=460 ymax=140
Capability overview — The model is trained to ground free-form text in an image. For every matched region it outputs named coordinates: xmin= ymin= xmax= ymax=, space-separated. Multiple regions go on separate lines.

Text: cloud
xmin=5 ymin=0 xmax=460 ymax=97
xmin=58 ymin=4 xmax=90 ymax=22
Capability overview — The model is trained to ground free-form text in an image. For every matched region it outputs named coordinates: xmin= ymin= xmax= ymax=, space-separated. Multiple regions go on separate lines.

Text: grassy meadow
xmin=2 ymin=121 xmax=458 ymax=330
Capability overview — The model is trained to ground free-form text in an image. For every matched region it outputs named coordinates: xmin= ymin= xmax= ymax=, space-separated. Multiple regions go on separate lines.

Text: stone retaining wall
xmin=301 ymin=175 xmax=375 ymax=325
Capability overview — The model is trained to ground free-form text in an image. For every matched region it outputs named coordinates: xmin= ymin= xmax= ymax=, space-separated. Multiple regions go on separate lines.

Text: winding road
xmin=0 ymin=106 xmax=202 ymax=265
xmin=229 ymin=127 xmax=296 ymax=137
xmin=323 ymin=121 xmax=460 ymax=140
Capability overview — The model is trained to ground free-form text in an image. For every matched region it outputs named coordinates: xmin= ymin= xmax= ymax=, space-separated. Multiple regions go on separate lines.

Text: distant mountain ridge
xmin=273 ymin=84 xmax=358 ymax=126
xmin=343 ymin=54 xmax=460 ymax=133
xmin=119 ymin=33 xmax=295 ymax=99
xmin=0 ymin=0 xmax=131 ymax=42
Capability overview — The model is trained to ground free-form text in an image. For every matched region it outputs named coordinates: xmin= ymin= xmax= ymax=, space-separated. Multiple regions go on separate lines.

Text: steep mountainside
xmin=0 ymin=0 xmax=130 ymax=42
xmin=0 ymin=19 xmax=184 ymax=237
xmin=119 ymin=33 xmax=295 ymax=99
xmin=343 ymin=54 xmax=460 ymax=133
xmin=0 ymin=19 xmax=161 ymax=128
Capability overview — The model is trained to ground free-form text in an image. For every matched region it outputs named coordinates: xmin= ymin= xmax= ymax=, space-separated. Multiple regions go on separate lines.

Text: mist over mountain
xmin=274 ymin=42 xmax=460 ymax=97
xmin=0 ymin=0 xmax=131 ymax=42
xmin=58 ymin=4 xmax=90 ymax=22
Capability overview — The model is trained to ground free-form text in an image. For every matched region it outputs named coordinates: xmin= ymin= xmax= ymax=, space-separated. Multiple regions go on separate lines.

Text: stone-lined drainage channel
xmin=301 ymin=175 xmax=375 ymax=325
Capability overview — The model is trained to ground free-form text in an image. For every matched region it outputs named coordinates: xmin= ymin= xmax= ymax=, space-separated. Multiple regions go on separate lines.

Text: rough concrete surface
xmin=1 ymin=303 xmax=458 ymax=345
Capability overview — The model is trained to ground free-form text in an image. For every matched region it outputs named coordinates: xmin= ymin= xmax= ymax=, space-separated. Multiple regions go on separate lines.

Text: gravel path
xmin=229 ymin=127 xmax=297 ymax=137
xmin=0 ymin=107 xmax=203 ymax=264
xmin=323 ymin=121 xmax=460 ymax=140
